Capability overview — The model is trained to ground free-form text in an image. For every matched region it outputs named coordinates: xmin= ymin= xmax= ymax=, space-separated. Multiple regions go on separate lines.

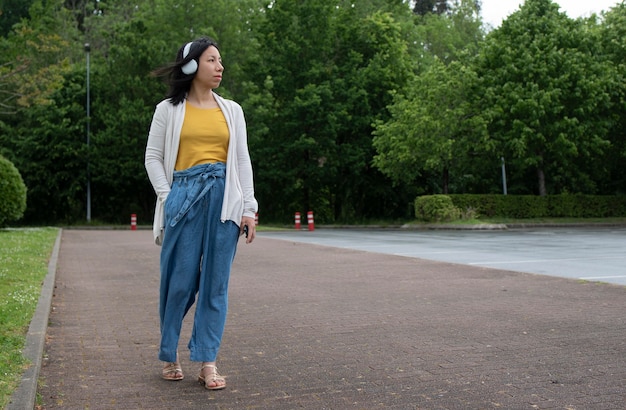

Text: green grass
xmin=0 ymin=227 xmax=59 ymax=409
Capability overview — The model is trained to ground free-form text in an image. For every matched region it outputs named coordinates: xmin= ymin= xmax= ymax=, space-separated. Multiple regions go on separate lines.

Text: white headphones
xmin=181 ymin=42 xmax=198 ymax=75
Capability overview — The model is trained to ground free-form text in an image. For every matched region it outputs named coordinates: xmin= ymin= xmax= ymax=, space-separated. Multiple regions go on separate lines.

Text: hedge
xmin=0 ymin=155 xmax=27 ymax=226
xmin=447 ymin=194 xmax=626 ymax=218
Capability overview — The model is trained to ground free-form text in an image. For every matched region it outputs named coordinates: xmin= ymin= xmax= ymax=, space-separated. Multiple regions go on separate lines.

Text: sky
xmin=481 ymin=0 xmax=622 ymax=27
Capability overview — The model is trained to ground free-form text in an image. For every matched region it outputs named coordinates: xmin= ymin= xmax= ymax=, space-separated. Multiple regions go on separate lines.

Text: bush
xmin=415 ymin=195 xmax=461 ymax=222
xmin=0 ymin=155 xmax=27 ymax=226
xmin=448 ymin=194 xmax=626 ymax=218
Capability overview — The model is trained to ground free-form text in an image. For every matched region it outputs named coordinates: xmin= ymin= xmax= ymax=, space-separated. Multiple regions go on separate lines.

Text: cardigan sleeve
xmin=233 ymin=105 xmax=258 ymax=217
xmin=145 ymin=101 xmax=172 ymax=203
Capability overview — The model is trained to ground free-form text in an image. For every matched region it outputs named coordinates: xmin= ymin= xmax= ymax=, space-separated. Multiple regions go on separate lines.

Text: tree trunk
xmin=537 ymin=167 xmax=547 ymax=196
xmin=442 ymin=167 xmax=449 ymax=194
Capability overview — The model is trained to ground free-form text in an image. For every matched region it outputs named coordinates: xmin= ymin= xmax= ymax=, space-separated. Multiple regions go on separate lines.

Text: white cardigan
xmin=145 ymin=92 xmax=258 ymax=245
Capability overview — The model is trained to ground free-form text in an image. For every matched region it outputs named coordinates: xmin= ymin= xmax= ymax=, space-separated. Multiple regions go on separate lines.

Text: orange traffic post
xmin=307 ymin=211 xmax=314 ymax=231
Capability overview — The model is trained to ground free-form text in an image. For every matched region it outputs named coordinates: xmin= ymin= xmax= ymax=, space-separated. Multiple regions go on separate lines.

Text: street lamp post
xmin=501 ymin=157 xmax=508 ymax=195
xmin=85 ymin=43 xmax=91 ymax=222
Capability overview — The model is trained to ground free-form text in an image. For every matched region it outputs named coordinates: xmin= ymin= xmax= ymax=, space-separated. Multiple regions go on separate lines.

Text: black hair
xmin=151 ymin=37 xmax=220 ymax=105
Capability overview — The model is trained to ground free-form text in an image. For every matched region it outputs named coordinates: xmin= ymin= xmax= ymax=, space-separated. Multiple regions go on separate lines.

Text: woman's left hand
xmin=240 ymin=216 xmax=256 ymax=244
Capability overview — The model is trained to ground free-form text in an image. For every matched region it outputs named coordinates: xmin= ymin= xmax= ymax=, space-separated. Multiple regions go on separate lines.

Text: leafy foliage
xmin=475 ymin=0 xmax=615 ymax=196
xmin=596 ymin=3 xmax=626 ymax=194
xmin=414 ymin=194 xmax=460 ymax=222
xmin=449 ymin=193 xmax=626 ymax=218
xmin=0 ymin=0 xmax=34 ymax=36
xmin=413 ymin=0 xmax=450 ymax=16
xmin=0 ymin=0 xmax=624 ymax=226
xmin=373 ymin=0 xmax=488 ymax=194
xmin=0 ymin=67 xmax=87 ymax=224
xmin=0 ymin=0 xmax=80 ymax=114
xmin=0 ymin=154 xmax=26 ymax=226
xmin=414 ymin=0 xmax=484 ymax=65
xmin=244 ymin=0 xmax=417 ymax=223
xmin=373 ymin=59 xmax=488 ymax=194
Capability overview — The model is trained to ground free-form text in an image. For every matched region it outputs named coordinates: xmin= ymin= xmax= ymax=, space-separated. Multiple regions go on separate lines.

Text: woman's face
xmin=194 ymin=45 xmax=223 ymax=89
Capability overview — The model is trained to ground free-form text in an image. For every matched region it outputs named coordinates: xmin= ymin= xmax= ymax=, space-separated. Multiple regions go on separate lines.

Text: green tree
xmin=80 ymin=4 xmax=172 ymax=223
xmin=372 ymin=0 xmax=487 ymax=195
xmin=413 ymin=0 xmax=449 ymax=16
xmin=0 ymin=0 xmax=266 ymax=224
xmin=80 ymin=0 xmax=265 ymax=222
xmin=373 ymin=59 xmax=488 ymax=194
xmin=0 ymin=66 xmax=87 ymax=224
xmin=475 ymin=0 xmax=615 ymax=195
xmin=0 ymin=0 xmax=35 ymax=36
xmin=244 ymin=0 xmax=417 ymax=222
xmin=0 ymin=0 xmax=80 ymax=114
xmin=414 ymin=0 xmax=483 ymax=65
xmin=0 ymin=0 xmax=89 ymax=224
xmin=597 ymin=2 xmax=626 ymax=194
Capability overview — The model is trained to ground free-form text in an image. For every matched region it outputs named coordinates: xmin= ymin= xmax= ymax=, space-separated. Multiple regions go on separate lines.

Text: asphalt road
xmin=261 ymin=227 xmax=626 ymax=286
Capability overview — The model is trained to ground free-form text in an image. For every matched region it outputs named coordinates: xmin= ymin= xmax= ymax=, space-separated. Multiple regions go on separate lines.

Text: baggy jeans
xmin=158 ymin=162 xmax=239 ymax=363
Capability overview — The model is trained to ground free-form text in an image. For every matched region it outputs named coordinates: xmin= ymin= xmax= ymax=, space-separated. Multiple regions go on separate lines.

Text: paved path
xmin=36 ymin=230 xmax=626 ymax=409
xmin=262 ymin=227 xmax=626 ymax=285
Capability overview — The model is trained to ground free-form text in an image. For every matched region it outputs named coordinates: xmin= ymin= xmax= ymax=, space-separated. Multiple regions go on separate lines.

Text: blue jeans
xmin=158 ymin=162 xmax=239 ymax=363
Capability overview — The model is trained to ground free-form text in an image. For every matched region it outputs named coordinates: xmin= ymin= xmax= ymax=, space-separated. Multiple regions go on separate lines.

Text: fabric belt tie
xmin=170 ymin=163 xmax=225 ymax=228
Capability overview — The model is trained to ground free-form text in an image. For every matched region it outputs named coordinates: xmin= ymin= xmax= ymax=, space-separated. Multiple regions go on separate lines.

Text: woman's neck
xmin=187 ymin=88 xmax=218 ymax=109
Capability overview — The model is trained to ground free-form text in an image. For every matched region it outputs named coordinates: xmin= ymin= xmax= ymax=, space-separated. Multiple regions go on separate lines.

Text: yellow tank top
xmin=175 ymin=103 xmax=229 ymax=170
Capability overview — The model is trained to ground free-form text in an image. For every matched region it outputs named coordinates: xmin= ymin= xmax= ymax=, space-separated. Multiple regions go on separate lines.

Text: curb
xmin=7 ymin=229 xmax=62 ymax=410
xmin=303 ymin=223 xmax=626 ymax=231
xmin=310 ymin=224 xmax=509 ymax=230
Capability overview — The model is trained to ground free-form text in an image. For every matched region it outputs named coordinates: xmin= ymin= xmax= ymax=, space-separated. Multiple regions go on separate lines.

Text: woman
xmin=145 ymin=37 xmax=258 ymax=390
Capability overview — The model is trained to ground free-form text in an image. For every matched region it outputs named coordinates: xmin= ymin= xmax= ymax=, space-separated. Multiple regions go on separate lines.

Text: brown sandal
xmin=198 ymin=364 xmax=226 ymax=390
xmin=162 ymin=362 xmax=184 ymax=381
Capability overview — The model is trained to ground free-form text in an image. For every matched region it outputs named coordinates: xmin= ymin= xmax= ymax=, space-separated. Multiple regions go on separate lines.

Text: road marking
xmin=468 ymin=255 xmax=626 ymax=265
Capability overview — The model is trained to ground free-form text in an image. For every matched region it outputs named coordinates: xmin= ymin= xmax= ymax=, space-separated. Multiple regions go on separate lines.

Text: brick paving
xmin=36 ymin=229 xmax=626 ymax=409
